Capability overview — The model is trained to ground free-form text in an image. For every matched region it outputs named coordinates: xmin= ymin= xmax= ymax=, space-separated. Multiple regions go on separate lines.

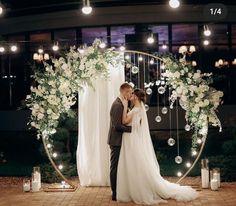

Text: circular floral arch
xmin=26 ymin=39 xmax=223 ymax=189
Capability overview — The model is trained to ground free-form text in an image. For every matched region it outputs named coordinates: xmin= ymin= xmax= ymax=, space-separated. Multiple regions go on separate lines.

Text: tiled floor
xmin=0 ymin=177 xmax=236 ymax=206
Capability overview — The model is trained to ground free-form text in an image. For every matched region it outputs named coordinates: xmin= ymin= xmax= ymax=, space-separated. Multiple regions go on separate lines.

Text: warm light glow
xmin=189 ymin=45 xmax=196 ymax=53
xmin=204 ymin=25 xmax=211 ymax=37
xmin=169 ymin=0 xmax=180 ymax=9
xmin=186 ymin=162 xmax=191 ymax=168
xmin=232 ymin=58 xmax=236 ymax=65
xmin=125 ymin=55 xmax=130 ymax=60
xmin=0 ymin=46 xmax=5 ymax=53
xmin=47 ymin=144 xmax=52 ymax=148
xmin=218 ymin=59 xmax=223 ymax=65
xmin=138 ymin=56 xmax=143 ymax=61
xmin=0 ymin=4 xmax=3 ymax=15
xmin=177 ymin=171 xmax=182 ymax=177
xmin=192 ymin=61 xmax=197 ymax=67
xmin=10 ymin=45 xmax=18 ymax=52
xmin=38 ymin=48 xmax=43 ymax=54
xmin=52 ymin=44 xmax=59 ymax=51
xmin=162 ymin=42 xmax=167 ymax=49
xmin=99 ymin=41 xmax=106 ymax=49
xmin=147 ymin=33 xmax=155 ymax=44
xmin=82 ymin=0 xmax=92 ymax=15
xmin=178 ymin=45 xmax=188 ymax=54
xmin=119 ymin=45 xmax=126 ymax=51
xmin=160 ymin=64 xmax=165 ymax=70
xmin=52 ymin=152 xmax=58 ymax=158
xmin=192 ymin=150 xmax=198 ymax=156
xmin=150 ymin=58 xmax=154 ymax=65
xmin=44 ymin=53 xmax=50 ymax=60
xmin=197 ymin=138 xmax=202 ymax=144
xmin=203 ymin=40 xmax=210 ymax=46
xmin=58 ymin=164 xmax=63 ymax=170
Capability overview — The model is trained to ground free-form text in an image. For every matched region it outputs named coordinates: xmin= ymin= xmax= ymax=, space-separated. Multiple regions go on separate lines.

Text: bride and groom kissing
xmin=107 ymin=83 xmax=198 ymax=205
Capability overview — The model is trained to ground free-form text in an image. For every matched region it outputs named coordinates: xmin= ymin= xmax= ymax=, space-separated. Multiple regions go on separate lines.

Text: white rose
xmin=193 ymin=72 xmax=201 ymax=79
xmin=204 ymin=99 xmax=210 ymax=106
xmin=47 ymin=109 xmax=52 ymax=115
xmin=37 ymin=113 xmax=44 ymax=120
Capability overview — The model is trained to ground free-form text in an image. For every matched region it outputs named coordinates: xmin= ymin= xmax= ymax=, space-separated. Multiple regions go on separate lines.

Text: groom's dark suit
xmin=107 ymin=97 xmax=131 ymax=200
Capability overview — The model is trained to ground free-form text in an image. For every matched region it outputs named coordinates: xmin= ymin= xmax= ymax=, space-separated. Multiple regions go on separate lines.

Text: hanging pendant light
xmin=82 ymin=0 xmax=93 ymax=15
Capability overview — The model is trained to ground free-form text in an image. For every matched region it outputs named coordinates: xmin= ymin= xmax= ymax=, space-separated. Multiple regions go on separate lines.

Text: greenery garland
xmin=163 ymin=56 xmax=223 ymax=147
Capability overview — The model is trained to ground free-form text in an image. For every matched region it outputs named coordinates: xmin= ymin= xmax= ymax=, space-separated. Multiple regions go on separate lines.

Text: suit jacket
xmin=107 ymin=97 xmax=132 ymax=146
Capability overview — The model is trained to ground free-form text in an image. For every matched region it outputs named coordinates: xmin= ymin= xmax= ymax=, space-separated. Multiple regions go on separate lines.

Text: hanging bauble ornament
xmin=175 ymin=156 xmax=183 ymax=164
xmin=161 ymin=81 xmax=166 ymax=85
xmin=167 ymin=138 xmax=175 ymax=146
xmin=155 ymin=115 xmax=162 ymax=122
xmin=161 ymin=107 xmax=168 ymax=114
xmin=146 ymin=88 xmax=153 ymax=95
xmin=131 ymin=66 xmax=139 ymax=74
xmin=145 ymin=104 xmax=149 ymax=111
xmin=156 ymin=80 xmax=161 ymax=86
xmin=185 ymin=124 xmax=191 ymax=131
xmin=158 ymin=86 xmax=166 ymax=94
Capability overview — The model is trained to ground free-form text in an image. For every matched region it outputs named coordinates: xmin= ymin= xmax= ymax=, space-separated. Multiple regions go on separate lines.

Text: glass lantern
xmin=201 ymin=158 xmax=209 ymax=188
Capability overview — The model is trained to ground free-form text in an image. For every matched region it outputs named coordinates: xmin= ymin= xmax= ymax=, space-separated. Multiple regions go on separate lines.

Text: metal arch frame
xmin=42 ymin=50 xmax=205 ymax=191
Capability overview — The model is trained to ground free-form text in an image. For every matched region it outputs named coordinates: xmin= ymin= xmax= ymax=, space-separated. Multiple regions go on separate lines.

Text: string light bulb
xmin=82 ymin=0 xmax=92 ymax=15
xmin=0 ymin=1 xmax=3 ymax=15
xmin=52 ymin=42 xmax=59 ymax=51
xmin=203 ymin=40 xmax=210 ymax=46
xmin=10 ymin=45 xmax=18 ymax=52
xmin=99 ymin=39 xmax=106 ymax=49
xmin=58 ymin=164 xmax=63 ymax=170
xmin=0 ymin=46 xmax=5 ymax=53
xmin=203 ymin=25 xmax=211 ymax=37
xmin=169 ymin=0 xmax=180 ymax=9
xmin=186 ymin=162 xmax=191 ymax=168
xmin=52 ymin=152 xmax=58 ymax=158
xmin=162 ymin=41 xmax=167 ymax=49
xmin=119 ymin=45 xmax=126 ymax=51
xmin=177 ymin=171 xmax=182 ymax=177
xmin=147 ymin=33 xmax=155 ymax=44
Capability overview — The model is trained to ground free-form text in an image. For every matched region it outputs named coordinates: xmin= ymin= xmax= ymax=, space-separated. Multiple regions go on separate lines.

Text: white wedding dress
xmin=117 ymin=103 xmax=198 ymax=205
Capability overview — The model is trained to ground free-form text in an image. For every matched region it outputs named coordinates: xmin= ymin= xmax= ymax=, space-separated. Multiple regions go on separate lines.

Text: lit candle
xmin=213 ymin=172 xmax=220 ymax=187
xmin=23 ymin=181 xmax=30 ymax=192
xmin=31 ymin=180 xmax=40 ymax=192
xmin=201 ymin=168 xmax=209 ymax=188
xmin=210 ymin=179 xmax=218 ymax=191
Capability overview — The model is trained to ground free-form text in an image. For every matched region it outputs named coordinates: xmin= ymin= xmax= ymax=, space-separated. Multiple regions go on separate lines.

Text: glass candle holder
xmin=33 ymin=166 xmax=41 ymax=189
xmin=212 ymin=168 xmax=220 ymax=187
xmin=210 ymin=170 xmax=219 ymax=191
xmin=31 ymin=172 xmax=40 ymax=192
xmin=201 ymin=158 xmax=209 ymax=188
xmin=23 ymin=179 xmax=31 ymax=192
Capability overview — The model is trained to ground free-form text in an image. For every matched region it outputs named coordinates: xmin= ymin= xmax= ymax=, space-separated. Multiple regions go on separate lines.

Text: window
xmin=82 ymin=27 xmax=107 ymax=45
xmin=110 ymin=26 xmax=135 ymax=46
xmin=54 ymin=29 xmax=77 ymax=46
xmin=172 ymin=24 xmax=198 ymax=44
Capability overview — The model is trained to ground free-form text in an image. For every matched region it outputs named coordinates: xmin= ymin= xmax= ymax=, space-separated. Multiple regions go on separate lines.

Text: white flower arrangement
xmin=163 ymin=56 xmax=223 ymax=147
xmin=26 ymin=39 xmax=122 ymax=138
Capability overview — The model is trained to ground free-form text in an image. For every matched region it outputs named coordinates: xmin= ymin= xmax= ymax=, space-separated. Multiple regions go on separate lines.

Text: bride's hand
xmin=122 ymin=98 xmax=128 ymax=108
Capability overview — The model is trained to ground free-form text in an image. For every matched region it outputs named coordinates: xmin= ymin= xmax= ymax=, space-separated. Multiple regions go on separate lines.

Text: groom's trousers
xmin=110 ymin=145 xmax=121 ymax=197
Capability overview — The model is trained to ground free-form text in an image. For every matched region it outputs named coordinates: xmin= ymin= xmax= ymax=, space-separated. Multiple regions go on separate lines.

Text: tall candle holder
xmin=212 ymin=168 xmax=220 ymax=187
xmin=201 ymin=158 xmax=209 ymax=188
xmin=33 ymin=167 xmax=41 ymax=189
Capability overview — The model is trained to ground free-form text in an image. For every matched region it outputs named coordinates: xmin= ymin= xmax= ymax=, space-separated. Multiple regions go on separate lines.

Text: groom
xmin=107 ymin=83 xmax=133 ymax=201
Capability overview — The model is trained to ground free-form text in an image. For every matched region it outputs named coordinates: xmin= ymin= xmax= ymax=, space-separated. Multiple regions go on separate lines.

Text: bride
xmin=117 ymin=88 xmax=198 ymax=205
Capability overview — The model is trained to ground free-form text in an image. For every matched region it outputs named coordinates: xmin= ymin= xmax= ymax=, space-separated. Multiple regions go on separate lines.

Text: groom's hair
xmin=120 ymin=83 xmax=132 ymax=92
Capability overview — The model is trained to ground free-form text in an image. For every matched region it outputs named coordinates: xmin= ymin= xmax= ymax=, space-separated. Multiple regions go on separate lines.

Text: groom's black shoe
xmin=112 ymin=195 xmax=117 ymax=201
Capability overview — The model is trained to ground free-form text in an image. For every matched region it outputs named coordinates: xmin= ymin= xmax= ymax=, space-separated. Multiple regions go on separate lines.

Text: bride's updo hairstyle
xmin=133 ymin=88 xmax=146 ymax=103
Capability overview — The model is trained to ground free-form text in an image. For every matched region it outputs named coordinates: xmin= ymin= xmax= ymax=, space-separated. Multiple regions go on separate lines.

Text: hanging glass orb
xmin=131 ymin=66 xmax=139 ymax=74
xmin=175 ymin=156 xmax=183 ymax=164
xmin=162 ymin=107 xmax=168 ymax=114
xmin=158 ymin=86 xmax=166 ymax=94
xmin=155 ymin=115 xmax=162 ymax=122
xmin=167 ymin=138 xmax=175 ymax=146
xmin=146 ymin=88 xmax=152 ymax=95
xmin=185 ymin=124 xmax=191 ymax=131
xmin=156 ymin=80 xmax=161 ymax=86
xmin=145 ymin=104 xmax=149 ymax=111
xmin=161 ymin=81 xmax=166 ymax=85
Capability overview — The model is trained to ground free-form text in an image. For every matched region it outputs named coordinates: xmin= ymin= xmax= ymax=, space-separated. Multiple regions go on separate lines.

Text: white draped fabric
xmin=77 ymin=61 xmax=124 ymax=186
